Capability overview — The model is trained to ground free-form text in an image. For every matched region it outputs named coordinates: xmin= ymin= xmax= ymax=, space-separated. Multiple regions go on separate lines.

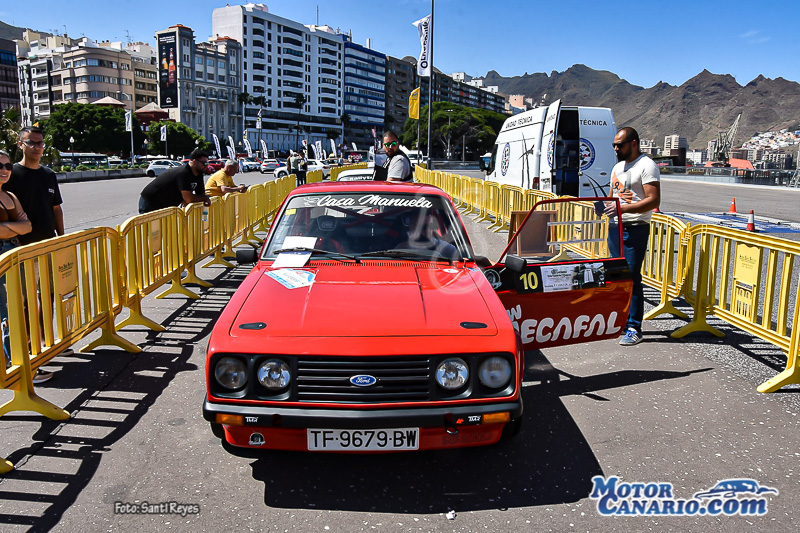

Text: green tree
xmin=39 ymin=102 xmax=144 ymax=157
xmin=0 ymin=108 xmax=59 ymax=164
xmin=290 ymin=93 xmax=308 ymax=150
xmin=144 ymin=121 xmax=209 ymax=157
xmin=401 ymin=102 xmax=505 ymax=159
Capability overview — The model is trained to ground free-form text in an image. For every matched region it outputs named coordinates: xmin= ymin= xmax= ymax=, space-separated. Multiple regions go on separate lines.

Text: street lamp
xmin=446 ymin=109 xmax=453 ymax=160
xmin=69 ymin=136 xmax=75 ymax=166
xmin=144 ymin=138 xmax=149 ymax=156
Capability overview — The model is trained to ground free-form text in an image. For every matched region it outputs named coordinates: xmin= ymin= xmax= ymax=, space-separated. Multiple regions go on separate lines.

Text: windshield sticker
xmin=303 ymin=195 xmax=434 ymax=209
xmin=266 ymin=269 xmax=316 ymax=289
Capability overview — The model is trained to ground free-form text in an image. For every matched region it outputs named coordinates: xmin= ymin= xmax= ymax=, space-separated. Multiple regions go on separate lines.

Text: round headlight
xmin=478 ymin=357 xmax=512 ymax=388
xmin=257 ymin=359 xmax=291 ymax=390
xmin=436 ymin=358 xmax=469 ymax=390
xmin=214 ymin=357 xmax=247 ymax=389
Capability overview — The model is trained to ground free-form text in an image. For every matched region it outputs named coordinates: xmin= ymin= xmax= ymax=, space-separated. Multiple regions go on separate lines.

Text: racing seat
xmin=308 ymin=215 xmax=349 ymax=254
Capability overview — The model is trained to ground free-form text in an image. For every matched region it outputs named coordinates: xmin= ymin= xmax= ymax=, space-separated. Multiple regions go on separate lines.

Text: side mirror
xmin=235 ymin=248 xmax=258 ymax=264
xmin=505 ymin=254 xmax=527 ymax=273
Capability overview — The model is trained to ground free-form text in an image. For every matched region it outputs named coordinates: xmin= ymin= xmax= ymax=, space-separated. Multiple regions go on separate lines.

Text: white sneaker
xmin=33 ymin=369 xmax=54 ymax=384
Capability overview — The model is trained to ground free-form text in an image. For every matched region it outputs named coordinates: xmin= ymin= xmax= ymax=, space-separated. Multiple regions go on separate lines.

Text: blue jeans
xmin=608 ymin=223 xmax=650 ymax=333
xmin=1 ymin=238 xmax=20 ymax=367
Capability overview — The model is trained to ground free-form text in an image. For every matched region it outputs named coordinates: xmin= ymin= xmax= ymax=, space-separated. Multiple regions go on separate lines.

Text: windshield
xmin=264 ymin=192 xmax=471 ymax=261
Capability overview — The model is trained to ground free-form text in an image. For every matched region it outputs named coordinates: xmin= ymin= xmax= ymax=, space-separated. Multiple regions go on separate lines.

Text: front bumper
xmin=204 ymin=399 xmax=523 ymax=452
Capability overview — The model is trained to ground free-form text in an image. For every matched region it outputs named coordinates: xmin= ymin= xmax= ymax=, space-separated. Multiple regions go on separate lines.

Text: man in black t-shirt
xmin=139 ymin=149 xmax=211 ymax=213
xmin=5 ymin=126 xmax=67 ymax=383
xmin=6 ymin=127 xmax=64 ymax=245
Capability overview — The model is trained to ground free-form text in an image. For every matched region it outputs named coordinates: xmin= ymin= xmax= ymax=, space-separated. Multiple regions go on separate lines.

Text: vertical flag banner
xmin=315 ymin=140 xmax=323 ymax=161
xmin=409 ymin=87 xmax=420 ymax=119
xmin=213 ymin=134 xmax=222 ymax=159
xmin=351 ymin=142 xmax=357 ymax=151
xmin=244 ymin=139 xmax=253 ymax=158
xmin=124 ymin=110 xmax=132 ymax=132
xmin=260 ymin=139 xmax=268 ymax=158
xmin=160 ymin=124 xmax=167 ymax=142
xmin=227 ymin=135 xmax=235 ymax=155
xmin=226 ymin=145 xmax=236 ymax=160
xmin=330 ymin=139 xmax=337 ymax=158
xmin=412 ymin=15 xmax=432 ymax=77
xmin=256 ymin=108 xmax=262 ymax=130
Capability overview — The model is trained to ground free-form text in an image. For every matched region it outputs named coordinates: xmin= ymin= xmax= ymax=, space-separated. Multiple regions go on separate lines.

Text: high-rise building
xmin=154 ymin=24 xmax=243 ymax=147
xmin=16 ymin=31 xmax=77 ymax=125
xmin=342 ymin=37 xmax=385 ymax=150
xmin=664 ymin=134 xmax=689 ymax=151
xmin=0 ymin=38 xmax=20 ymax=115
xmin=212 ymin=3 xmax=344 ymax=154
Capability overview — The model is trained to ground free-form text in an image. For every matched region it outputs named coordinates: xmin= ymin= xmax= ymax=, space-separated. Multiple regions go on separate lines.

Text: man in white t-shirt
xmin=604 ymin=127 xmax=661 ymax=346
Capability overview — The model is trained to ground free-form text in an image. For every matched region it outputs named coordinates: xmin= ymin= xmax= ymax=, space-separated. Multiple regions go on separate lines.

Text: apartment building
xmin=17 ymin=31 xmax=158 ymax=126
xmin=154 ymin=24 xmax=243 ymax=146
xmin=342 ymin=38 xmax=385 ymax=149
xmin=0 ymin=38 xmax=19 ymax=114
xmin=664 ymin=134 xmax=689 ymax=151
xmin=212 ymin=3 xmax=344 ymax=153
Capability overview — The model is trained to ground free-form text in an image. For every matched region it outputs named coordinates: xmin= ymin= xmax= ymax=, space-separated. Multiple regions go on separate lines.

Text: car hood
xmin=230 ymin=264 xmax=499 ymax=338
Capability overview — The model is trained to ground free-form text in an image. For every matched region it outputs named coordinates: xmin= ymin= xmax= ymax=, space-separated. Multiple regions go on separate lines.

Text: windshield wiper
xmin=272 ymin=247 xmax=361 ymax=263
xmin=359 ymin=249 xmax=454 ymax=264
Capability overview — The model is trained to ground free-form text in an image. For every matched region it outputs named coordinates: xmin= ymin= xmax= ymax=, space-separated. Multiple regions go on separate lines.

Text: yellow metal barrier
xmin=116 ymin=207 xmax=196 ymax=331
xmin=642 ymin=213 xmax=692 ymax=321
xmin=202 ymin=196 xmax=235 ymax=268
xmin=668 ymin=224 xmax=800 ymax=392
xmin=307 ymin=169 xmax=324 ymax=184
xmin=0 ymin=228 xmax=139 ymax=421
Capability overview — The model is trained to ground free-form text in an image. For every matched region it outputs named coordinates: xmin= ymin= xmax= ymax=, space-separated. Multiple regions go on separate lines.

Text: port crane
xmin=711 ymin=113 xmax=741 ymax=165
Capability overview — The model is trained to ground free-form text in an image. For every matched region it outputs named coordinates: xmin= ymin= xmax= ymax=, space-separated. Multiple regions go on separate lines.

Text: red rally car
xmin=203 ymin=181 xmax=632 ymax=452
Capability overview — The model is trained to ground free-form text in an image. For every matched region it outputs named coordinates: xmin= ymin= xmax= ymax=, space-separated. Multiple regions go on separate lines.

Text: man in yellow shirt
xmin=205 ymin=160 xmax=247 ymax=197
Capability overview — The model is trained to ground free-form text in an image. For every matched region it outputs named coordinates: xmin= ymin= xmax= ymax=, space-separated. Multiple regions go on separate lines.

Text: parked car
xmin=203 ymin=181 xmax=632 ymax=453
xmin=274 ymin=159 xmax=329 ymax=180
xmin=260 ymin=159 xmax=281 ymax=173
xmin=145 ymin=159 xmax=180 ymax=178
xmin=335 ymin=167 xmax=375 ymax=181
xmin=240 ymin=158 xmax=261 ymax=172
xmin=205 ymin=159 xmax=225 ymax=174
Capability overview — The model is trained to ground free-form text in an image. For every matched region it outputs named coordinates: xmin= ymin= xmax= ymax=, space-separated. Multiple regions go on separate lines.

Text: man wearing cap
xmin=205 ymin=160 xmax=247 ymax=197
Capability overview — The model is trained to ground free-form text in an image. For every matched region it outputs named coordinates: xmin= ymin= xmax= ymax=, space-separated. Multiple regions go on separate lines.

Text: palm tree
xmin=292 ymin=93 xmax=308 ymax=150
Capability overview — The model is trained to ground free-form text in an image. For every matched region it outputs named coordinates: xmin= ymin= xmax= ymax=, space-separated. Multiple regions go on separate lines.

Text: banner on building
xmin=412 ymin=15 xmax=432 ymax=77
xmin=409 ymin=87 xmax=420 ymax=119
xmin=160 ymin=124 xmax=167 ymax=142
xmin=124 ymin=110 xmax=132 ymax=132
xmin=157 ymin=32 xmax=178 ymax=108
xmin=213 ymin=134 xmax=222 ymax=159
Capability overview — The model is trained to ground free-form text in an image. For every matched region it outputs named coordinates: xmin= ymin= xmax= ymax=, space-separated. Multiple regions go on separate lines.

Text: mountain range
xmin=483 ymin=64 xmax=800 ymax=150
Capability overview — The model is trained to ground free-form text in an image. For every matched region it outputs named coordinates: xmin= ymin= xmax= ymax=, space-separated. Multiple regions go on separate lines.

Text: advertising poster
xmin=158 ymin=32 xmax=178 ymax=109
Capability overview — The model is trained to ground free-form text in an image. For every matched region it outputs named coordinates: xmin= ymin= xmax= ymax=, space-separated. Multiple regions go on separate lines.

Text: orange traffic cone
xmin=746 ymin=210 xmax=756 ymax=232
xmin=728 ymin=197 xmax=737 ymax=214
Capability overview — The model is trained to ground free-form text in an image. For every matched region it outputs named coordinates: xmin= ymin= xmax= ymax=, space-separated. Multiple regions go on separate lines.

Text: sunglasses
xmin=0 ymin=163 xmax=13 ymax=171
xmin=20 ymin=140 xmax=46 ymax=149
xmin=194 ymin=159 xmax=209 ymax=166
xmin=383 ymin=141 xmax=398 ymax=148
xmin=612 ymin=140 xmax=632 ymax=148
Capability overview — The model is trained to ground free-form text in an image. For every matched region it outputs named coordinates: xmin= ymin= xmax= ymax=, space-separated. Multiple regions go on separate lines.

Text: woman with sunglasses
xmin=0 ymin=149 xmax=32 ymax=368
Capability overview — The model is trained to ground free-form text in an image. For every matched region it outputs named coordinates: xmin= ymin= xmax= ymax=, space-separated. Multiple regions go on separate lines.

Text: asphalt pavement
xmin=0 ymin=175 xmax=798 ymax=532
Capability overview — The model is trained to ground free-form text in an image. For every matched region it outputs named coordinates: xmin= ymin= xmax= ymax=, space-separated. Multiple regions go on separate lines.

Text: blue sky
xmin=2 ymin=0 xmax=797 ymax=88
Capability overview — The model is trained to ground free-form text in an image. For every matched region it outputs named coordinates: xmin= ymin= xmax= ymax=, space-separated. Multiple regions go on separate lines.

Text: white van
xmin=481 ymin=100 xmax=617 ymax=197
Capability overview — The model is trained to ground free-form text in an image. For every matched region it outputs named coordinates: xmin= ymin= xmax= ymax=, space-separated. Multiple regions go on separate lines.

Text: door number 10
xmin=519 ymin=272 xmax=539 ymax=291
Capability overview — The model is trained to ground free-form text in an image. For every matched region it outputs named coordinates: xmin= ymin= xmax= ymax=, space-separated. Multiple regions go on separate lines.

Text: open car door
xmin=484 ymin=197 xmax=632 ymax=350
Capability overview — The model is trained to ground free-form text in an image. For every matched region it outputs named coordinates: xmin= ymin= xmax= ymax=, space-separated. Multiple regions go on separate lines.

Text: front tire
xmin=147 ymin=170 xmax=155 ymax=178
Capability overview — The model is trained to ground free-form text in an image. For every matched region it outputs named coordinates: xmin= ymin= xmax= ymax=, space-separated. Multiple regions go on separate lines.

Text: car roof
xmin=286 ymin=181 xmax=446 ymax=197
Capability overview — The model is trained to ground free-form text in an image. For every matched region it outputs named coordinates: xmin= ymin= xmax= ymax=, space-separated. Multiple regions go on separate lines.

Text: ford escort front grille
xmin=296 ymin=356 xmax=431 ymax=403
